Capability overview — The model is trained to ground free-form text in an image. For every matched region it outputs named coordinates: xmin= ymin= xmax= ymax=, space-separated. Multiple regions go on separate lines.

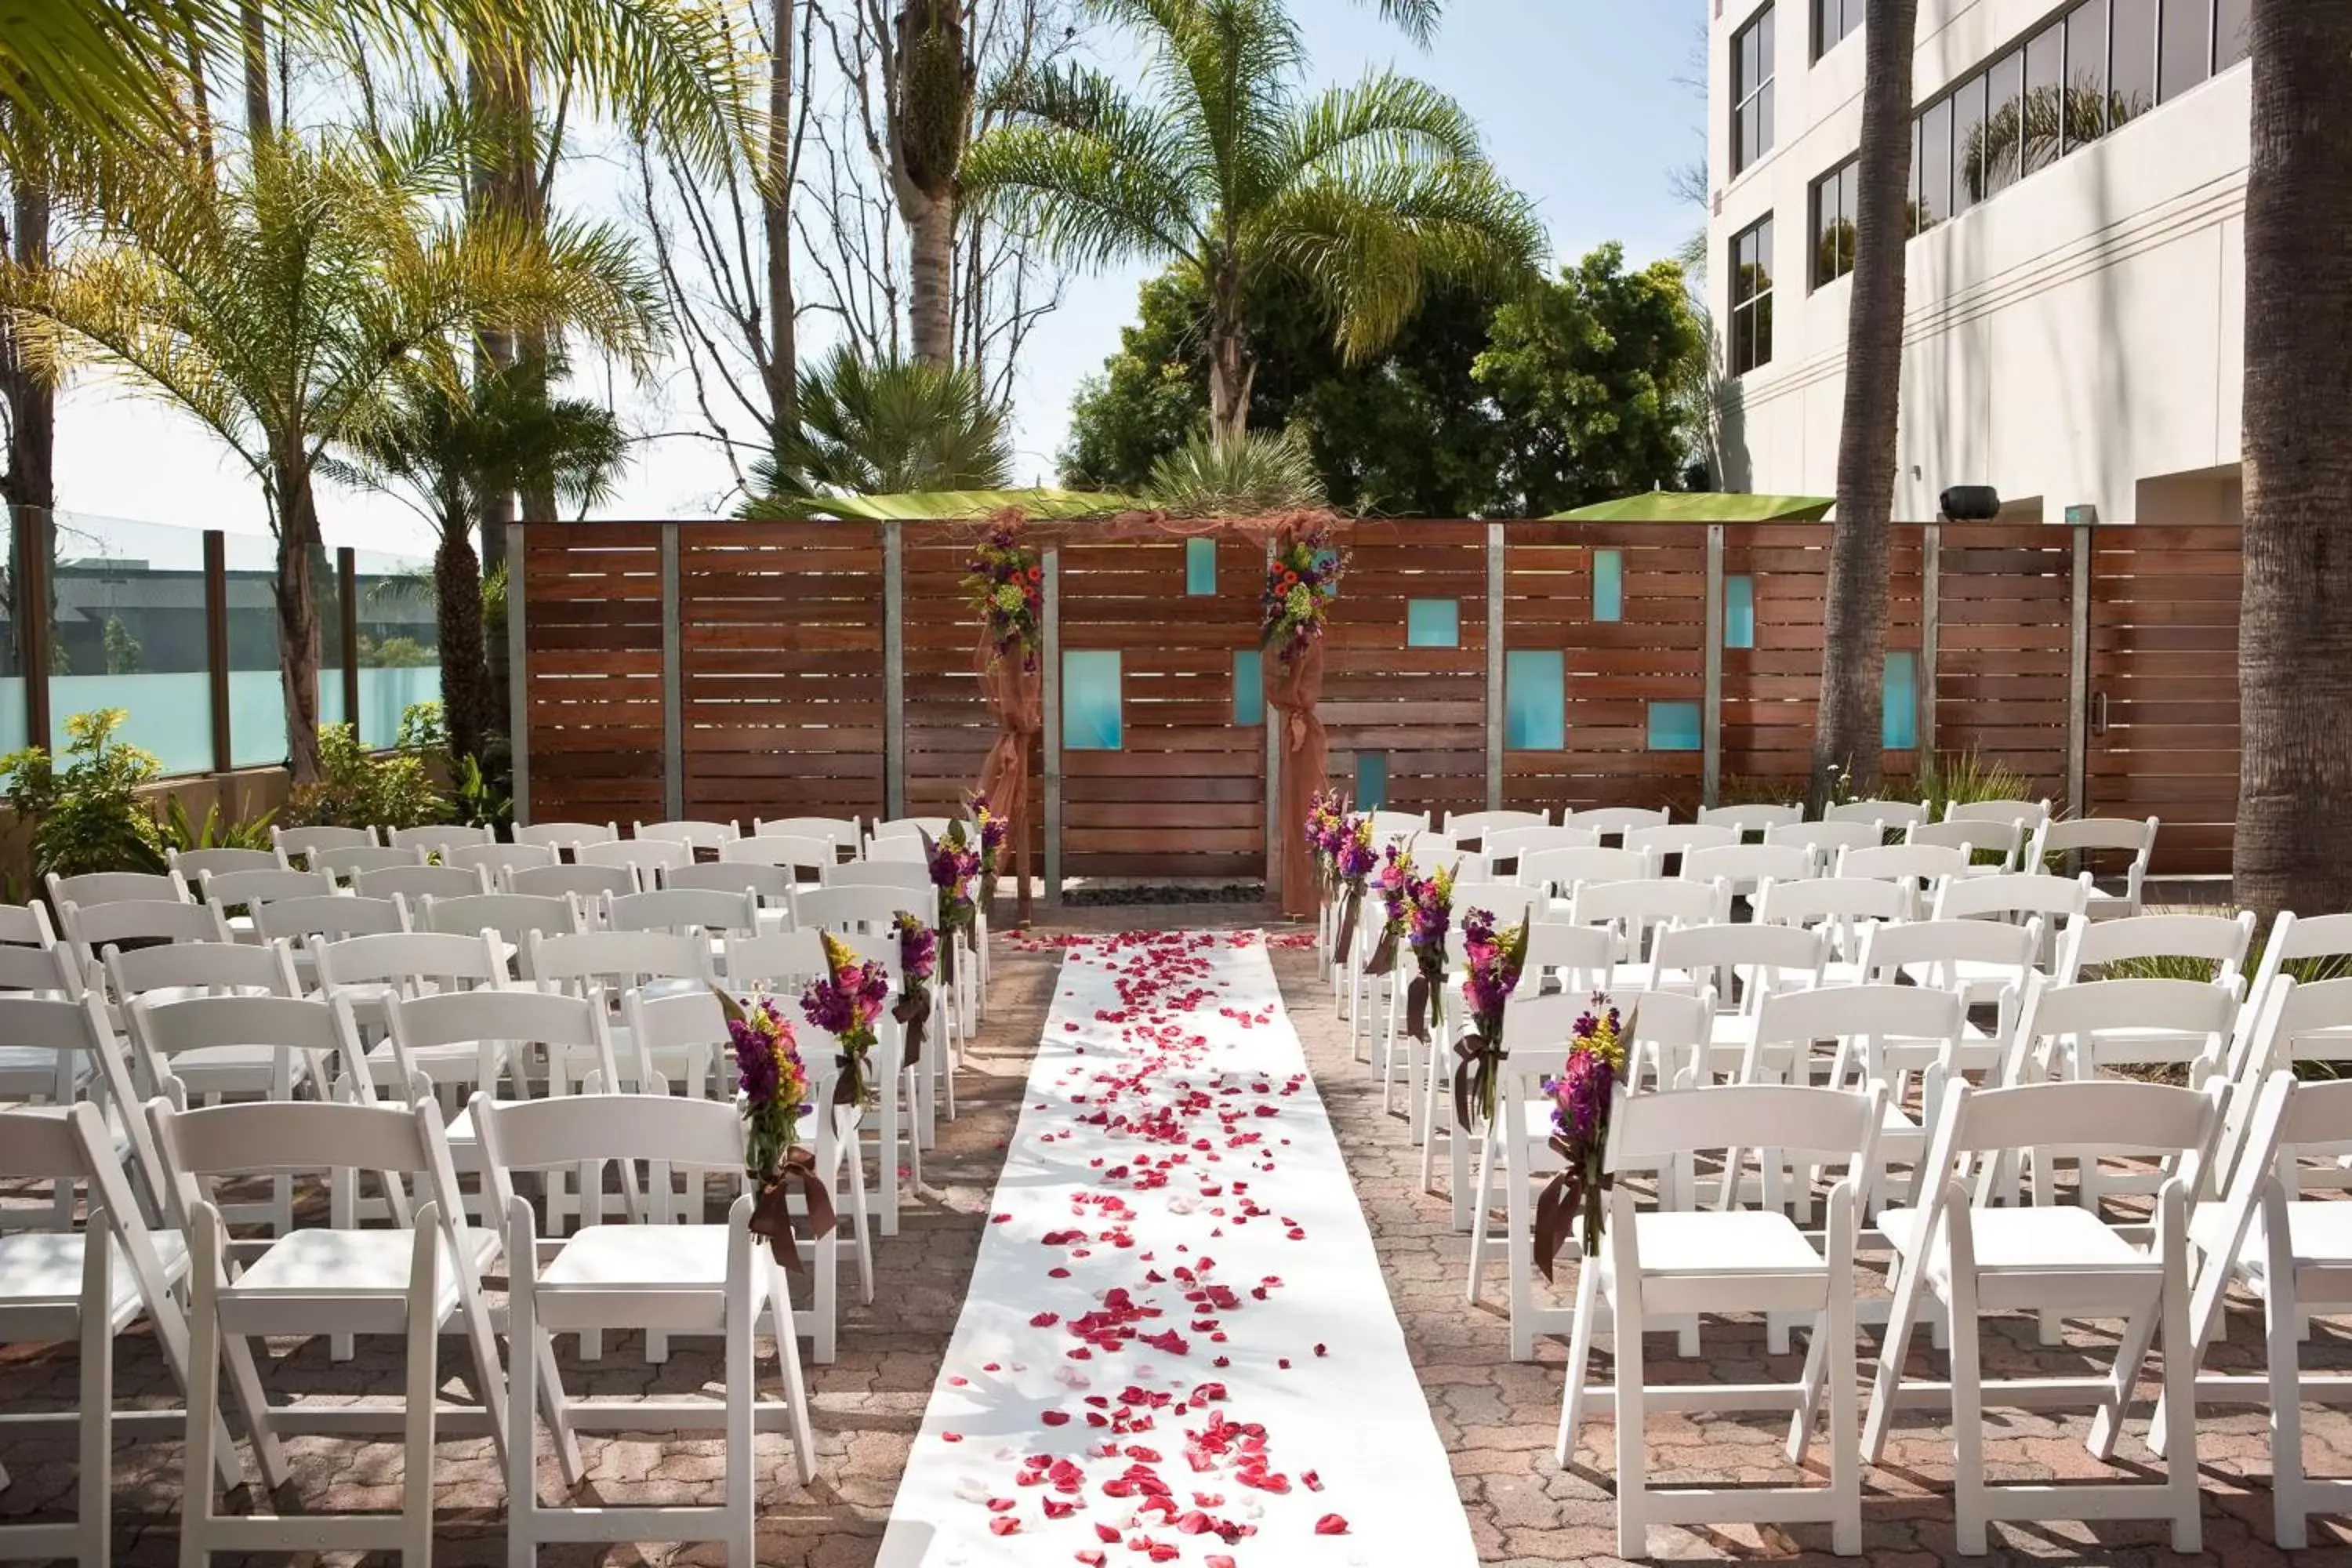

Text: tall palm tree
xmin=961 ymin=0 xmax=1541 ymax=447
xmin=5 ymin=119 xmax=662 ymax=782
xmin=2237 ymin=0 xmax=2352 ymax=920
xmin=328 ymin=358 xmax=628 ymax=765
xmin=1810 ymin=0 xmax=1918 ymax=806
xmin=746 ymin=345 xmax=1012 ymax=503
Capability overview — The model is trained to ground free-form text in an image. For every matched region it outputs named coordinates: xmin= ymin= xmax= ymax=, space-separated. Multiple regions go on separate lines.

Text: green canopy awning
xmin=1547 ymin=492 xmax=1835 ymax=524
xmin=771 ymin=488 xmax=1133 ymax=521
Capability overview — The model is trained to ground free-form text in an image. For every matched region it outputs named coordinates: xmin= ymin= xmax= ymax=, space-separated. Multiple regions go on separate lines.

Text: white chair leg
xmin=726 ymin=1289 xmax=757 ymax=1566
xmin=765 ymin=1258 xmax=818 ymax=1486
xmin=2161 ymin=1250 xmax=2201 ymax=1555
xmin=1466 ymin=1131 xmax=1496 ymax=1305
xmin=508 ymin=1283 xmax=540 ymax=1568
xmin=1948 ymin=1269 xmax=1987 ymax=1557
xmin=1555 ymin=1263 xmax=1601 ymax=1465
xmin=2269 ymin=1279 xmax=2308 ymax=1550
xmin=1864 ymin=1247 xmax=1929 ymax=1465
xmin=79 ymin=1237 xmax=114 ymax=1568
xmin=1613 ymin=1283 xmax=1648 ymax=1559
xmin=848 ymin=1136 xmax=876 ymax=1305
xmin=1827 ymin=1189 xmax=1860 ymax=1556
xmin=402 ymin=1236 xmax=441 ymax=1566
xmin=182 ymin=1226 xmax=225 ymax=1568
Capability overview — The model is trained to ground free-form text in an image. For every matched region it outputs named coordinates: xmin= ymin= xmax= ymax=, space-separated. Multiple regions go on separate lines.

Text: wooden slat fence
xmin=516 ymin=518 xmax=2244 ymax=886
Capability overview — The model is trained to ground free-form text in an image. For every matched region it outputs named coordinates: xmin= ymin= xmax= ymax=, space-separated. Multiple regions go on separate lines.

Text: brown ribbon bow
xmin=1404 ymin=960 xmax=1445 ymax=1044
xmin=1363 ymin=926 xmax=1399 ymax=977
xmin=749 ymin=1147 xmax=837 ymax=1272
xmin=1333 ymin=887 xmax=1363 ymax=966
xmin=1452 ymin=1030 xmax=1502 ymax=1133
xmin=1532 ymin=1136 xmax=1610 ymax=1282
xmin=894 ymin=985 xmax=933 ymax=1070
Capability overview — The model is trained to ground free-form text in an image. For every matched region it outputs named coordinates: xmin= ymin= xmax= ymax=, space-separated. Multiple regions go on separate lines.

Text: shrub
xmin=0 ymin=708 xmax=167 ymax=878
xmin=284 ymin=722 xmax=448 ymax=831
xmin=161 ymin=794 xmax=278 ymax=852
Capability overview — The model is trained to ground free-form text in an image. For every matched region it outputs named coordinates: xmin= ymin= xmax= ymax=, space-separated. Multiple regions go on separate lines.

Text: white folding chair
xmin=272 ymin=824 xmax=378 ymax=865
xmin=358 ymin=863 xmax=489 ymax=902
xmin=524 ymin=928 xmax=713 ymax=1098
xmin=49 ymin=871 xmax=188 ymax=911
xmin=858 ymin=833 xmax=928 ymax=864
xmin=633 ymin=818 xmax=742 ymax=853
xmin=480 ymin=1089 xmax=815 ymax=1566
xmin=1442 ymin=808 xmax=1548 ymax=845
xmin=514 ymin=821 xmax=620 ymax=851
xmin=719 ymin=833 xmax=834 ymax=886
xmin=1621 ymin=822 xmax=1737 ymax=864
xmin=60 ymin=900 xmax=230 ymax=996
xmin=1558 ymin=1080 xmax=1885 ymax=1557
xmin=446 ymin=841 xmax=557 ymax=882
xmin=167 ymin=847 xmax=278 ymax=880
xmin=1568 ymin=877 xmax=1726 ymax=967
xmin=1857 ymin=914 xmax=2041 ymax=1025
xmin=1562 ymin=805 xmax=1670 ymax=842
xmin=1863 ymin=1079 xmax=2213 ymax=1555
xmin=1642 ymin=922 xmax=1827 ymax=1081
xmin=754 ymin=815 xmax=860 ymax=857
xmin=197 ymin=868 xmax=336 ymax=943
xmin=1697 ymin=802 xmax=1802 ymax=835
xmin=1682 ymin=841 xmax=1816 ymax=895
xmin=418 ymin=893 xmax=583 ymax=963
xmin=576 ymin=837 xmax=695 ymax=890
xmin=507 ymin=862 xmax=639 ymax=902
xmin=609 ymin=888 xmax=761 ymax=943
xmin=659 ymin=859 xmax=799 ymax=914
xmin=793 ymin=884 xmax=920 ymax=937
xmin=1947 ymin=797 xmax=2052 ymax=831
xmin=0 ymin=993 xmax=159 ymax=1233
xmin=1766 ymin=818 xmax=1883 ymax=862
xmin=2031 ymin=816 xmax=2159 ymax=918
xmin=1909 ymin=816 xmax=2019 ymax=872
xmin=153 ymin=1096 xmax=506 ymax=1565
xmin=2056 ymin=909 xmax=2256 ymax=987
xmin=314 ymin=929 xmax=507 ymax=1084
xmin=310 ymin=844 xmax=427 ymax=884
xmin=1835 ymin=840 xmax=1968 ymax=891
xmin=1519 ymin=846 xmax=1657 ymax=910
xmin=1825 ymin=797 xmax=1927 ymax=829
xmin=2245 ymin=911 xmax=2352 ymax=1018
xmin=824 ymin=860 xmax=934 ymax=898
xmin=1755 ymin=876 xmax=1908 ymax=983
xmin=387 ymin=823 xmax=494 ymax=853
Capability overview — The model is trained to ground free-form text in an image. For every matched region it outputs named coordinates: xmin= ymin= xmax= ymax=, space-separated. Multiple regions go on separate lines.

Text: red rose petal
xmin=1315 ymin=1513 xmax=1350 ymax=1535
xmin=989 ymin=1515 xmax=1021 ymax=1536
xmin=1042 ymin=1410 xmax=1072 ymax=1427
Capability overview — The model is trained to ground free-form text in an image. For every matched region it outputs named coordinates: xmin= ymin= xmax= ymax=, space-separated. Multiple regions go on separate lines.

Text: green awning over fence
xmin=780 ymin=488 xmax=1132 ymax=521
xmin=1547 ymin=492 xmax=1835 ymax=524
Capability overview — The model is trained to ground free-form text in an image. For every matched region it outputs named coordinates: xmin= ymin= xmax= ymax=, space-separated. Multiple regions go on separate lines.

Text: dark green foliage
xmin=0 ymin=708 xmax=166 ymax=877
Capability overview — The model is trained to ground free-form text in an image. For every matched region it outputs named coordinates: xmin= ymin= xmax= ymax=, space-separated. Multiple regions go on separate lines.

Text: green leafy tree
xmin=328 ymin=356 xmax=630 ymax=766
xmin=964 ymin=0 xmax=1543 ymax=448
xmin=746 ymin=345 xmax=1012 ymax=504
xmin=7 ymin=118 xmax=662 ymax=783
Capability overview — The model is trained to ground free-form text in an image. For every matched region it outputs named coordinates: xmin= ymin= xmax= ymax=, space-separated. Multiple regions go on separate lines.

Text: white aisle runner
xmin=877 ymin=931 xmax=1475 ymax=1568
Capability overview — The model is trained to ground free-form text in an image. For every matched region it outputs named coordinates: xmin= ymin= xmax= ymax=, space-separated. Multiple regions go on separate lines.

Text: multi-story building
xmin=1709 ymin=0 xmax=2252 ymax=524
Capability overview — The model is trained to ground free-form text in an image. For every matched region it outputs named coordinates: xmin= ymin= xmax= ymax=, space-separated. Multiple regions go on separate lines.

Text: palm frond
xmin=1144 ymin=429 xmax=1325 ymax=517
xmin=960 ymin=120 xmax=1204 ymax=270
xmin=753 ymin=347 xmax=1014 ymax=501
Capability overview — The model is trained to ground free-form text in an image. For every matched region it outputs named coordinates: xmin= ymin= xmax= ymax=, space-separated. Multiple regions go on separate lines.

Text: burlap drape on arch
xmin=1264 ymin=636 xmax=1328 ymax=918
xmin=974 ymin=630 xmax=1041 ymax=922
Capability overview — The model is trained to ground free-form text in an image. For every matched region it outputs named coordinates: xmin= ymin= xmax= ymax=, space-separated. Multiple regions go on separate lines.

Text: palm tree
xmin=329 ymin=358 xmax=628 ymax=765
xmin=2237 ymin=0 xmax=2352 ymax=920
xmin=5 ymin=119 xmax=662 ymax=782
xmin=746 ymin=345 xmax=1012 ymax=503
xmin=961 ymin=0 xmax=1542 ymax=448
xmin=1810 ymin=0 xmax=1918 ymax=806
xmin=1145 ymin=429 xmax=1324 ymax=516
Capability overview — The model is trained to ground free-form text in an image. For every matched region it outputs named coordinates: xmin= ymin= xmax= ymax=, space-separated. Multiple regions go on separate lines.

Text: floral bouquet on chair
xmin=1534 ymin=997 xmax=1629 ymax=1277
xmin=1453 ymin=907 xmax=1529 ymax=1129
xmin=891 ymin=911 xmax=938 ymax=1070
xmin=1402 ymin=862 xmax=1455 ymax=1044
xmin=1365 ymin=843 xmax=1414 ymax=977
xmin=800 ymin=931 xmax=891 ymax=1112
xmin=1330 ymin=814 xmax=1377 ymax=965
xmin=717 ymin=988 xmax=830 ymax=1269
xmin=926 ymin=819 xmax=984 ymax=990
xmin=1305 ymin=788 xmax=1347 ymax=899
xmin=967 ymin=789 xmax=1009 ymax=922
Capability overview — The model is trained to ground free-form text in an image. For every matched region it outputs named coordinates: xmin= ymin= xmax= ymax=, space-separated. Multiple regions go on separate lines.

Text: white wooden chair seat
xmin=2224 ymin=1201 xmax=2352 ymax=1289
xmin=0 ymin=1047 xmax=94 ymax=1096
xmin=1604 ymin=1209 xmax=1826 ymax=1284
xmin=1878 ymin=1203 xmax=2158 ymax=1284
xmin=537 ymin=1223 xmax=741 ymax=1309
xmin=0 ymin=1229 xmax=190 ymax=1325
xmin=153 ymin=1043 xmax=315 ymax=1098
xmin=221 ymin=1225 xmax=498 ymax=1332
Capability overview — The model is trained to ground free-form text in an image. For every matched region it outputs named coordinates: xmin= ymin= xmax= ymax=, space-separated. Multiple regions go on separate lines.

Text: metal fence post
xmin=2067 ymin=519 xmax=2092 ymax=818
xmin=506 ymin=523 xmax=530 ymax=826
xmin=1702 ymin=524 xmax=1725 ymax=808
xmin=659 ymin=525 xmax=684 ymax=822
xmin=203 ymin=531 xmax=231 ymax=773
xmin=1262 ymin=538 xmax=1281 ymax=886
xmin=1041 ymin=546 xmax=1062 ymax=909
xmin=882 ymin=521 xmax=906 ymax=821
xmin=336 ymin=547 xmax=361 ymax=741
xmin=1919 ymin=522 xmax=1941 ymax=767
xmin=1485 ymin=522 xmax=1505 ymax=811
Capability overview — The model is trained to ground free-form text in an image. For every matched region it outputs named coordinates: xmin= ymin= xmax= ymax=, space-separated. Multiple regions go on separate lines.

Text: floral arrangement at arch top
xmin=1453 ymin=907 xmax=1529 ymax=1128
xmin=964 ymin=520 xmax=1044 ymax=666
xmin=800 ymin=931 xmax=891 ymax=1112
xmin=891 ymin=910 xmax=938 ymax=1069
xmin=1260 ymin=522 xmax=1343 ymax=660
xmin=1534 ymin=996 xmax=1629 ymax=1276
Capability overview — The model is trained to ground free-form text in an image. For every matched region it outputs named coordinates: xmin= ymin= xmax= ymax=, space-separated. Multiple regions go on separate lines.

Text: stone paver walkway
xmin=5 ymin=902 xmax=2352 ymax=1566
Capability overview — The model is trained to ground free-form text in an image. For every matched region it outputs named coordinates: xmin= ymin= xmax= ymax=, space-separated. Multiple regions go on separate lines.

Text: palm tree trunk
xmin=273 ymin=458 xmax=325 ymax=783
xmin=436 ymin=503 xmax=491 ymax=766
xmin=1 ymin=149 xmax=56 ymax=517
xmin=1810 ymin=0 xmax=1918 ymax=808
xmin=763 ymin=0 xmax=798 ymax=436
xmin=239 ymin=2 xmax=270 ymax=137
xmin=2235 ymin=0 xmax=2352 ymax=920
xmin=890 ymin=0 xmax=970 ymax=368
xmin=907 ymin=193 xmax=956 ymax=368
xmin=1207 ymin=268 xmax=1255 ymax=448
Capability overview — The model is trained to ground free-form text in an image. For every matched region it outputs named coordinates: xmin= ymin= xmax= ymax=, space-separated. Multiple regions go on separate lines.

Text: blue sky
xmin=50 ymin=0 xmax=1707 ymax=557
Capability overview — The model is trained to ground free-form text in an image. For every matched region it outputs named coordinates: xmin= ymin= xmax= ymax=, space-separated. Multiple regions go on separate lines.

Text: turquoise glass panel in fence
xmin=1647 ymin=700 xmax=1701 ymax=752
xmin=1186 ymin=536 xmax=1218 ymax=596
xmin=1592 ymin=548 xmax=1624 ymax=622
xmin=1355 ymin=752 xmax=1388 ymax=810
xmin=1406 ymin=598 xmax=1459 ymax=648
xmin=1726 ymin=574 xmax=1755 ymax=648
xmin=46 ymin=510 xmax=216 ymax=768
xmin=1063 ymin=650 xmax=1123 ymax=750
xmin=1504 ymin=650 xmax=1566 ymax=750
xmin=1883 ymin=650 xmax=1918 ymax=750
xmin=1232 ymin=649 xmax=1263 ymax=725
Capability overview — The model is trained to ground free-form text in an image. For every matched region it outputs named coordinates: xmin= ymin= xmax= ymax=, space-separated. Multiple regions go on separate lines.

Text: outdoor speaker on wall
xmin=1940 ymin=485 xmax=2002 ymax=521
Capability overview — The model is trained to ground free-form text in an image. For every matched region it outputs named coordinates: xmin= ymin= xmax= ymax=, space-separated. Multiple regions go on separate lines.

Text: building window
xmin=1648 ymin=701 xmax=1702 ymax=753
xmin=1063 ymin=651 xmax=1123 ymax=750
xmin=2064 ymin=1 xmax=2111 ymax=153
xmin=1725 ymin=575 xmax=1756 ymax=649
xmin=1185 ymin=536 xmax=1217 ymax=596
xmin=1504 ymin=651 xmax=1566 ymax=750
xmin=1982 ymin=46 xmax=2025 ymax=199
xmin=2158 ymin=0 xmax=2213 ymax=103
xmin=2111 ymin=0 xmax=2158 ymax=130
xmin=1232 ymin=649 xmax=1262 ymax=726
xmin=1813 ymin=0 xmax=1860 ymax=60
xmin=1406 ymin=598 xmax=1459 ymax=648
xmin=1592 ymin=548 xmax=1624 ymax=622
xmin=1916 ymin=96 xmax=1951 ymax=233
xmin=1810 ymin=159 xmax=1857 ymax=288
xmin=1733 ymin=4 xmax=1776 ymax=173
xmin=1730 ymin=217 xmax=1774 ymax=375
xmin=2023 ymin=20 xmax=2063 ymax=176
xmin=1883 ymin=651 xmax=1918 ymax=750
xmin=2218 ymin=0 xmax=2252 ymax=70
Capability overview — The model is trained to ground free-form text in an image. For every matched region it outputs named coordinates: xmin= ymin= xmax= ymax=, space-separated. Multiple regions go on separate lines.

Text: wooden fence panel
xmin=520 ymin=523 xmax=664 ymax=824
xmin=1325 ymin=521 xmax=1489 ymax=823
xmin=1058 ymin=537 xmax=1265 ymax=880
xmin=1936 ymin=524 xmax=2071 ymax=800
xmin=2090 ymin=524 xmax=2241 ymax=875
xmin=1502 ymin=522 xmax=1708 ymax=811
xmin=1718 ymin=524 xmax=1923 ymax=796
xmin=677 ymin=522 xmax=885 ymax=826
